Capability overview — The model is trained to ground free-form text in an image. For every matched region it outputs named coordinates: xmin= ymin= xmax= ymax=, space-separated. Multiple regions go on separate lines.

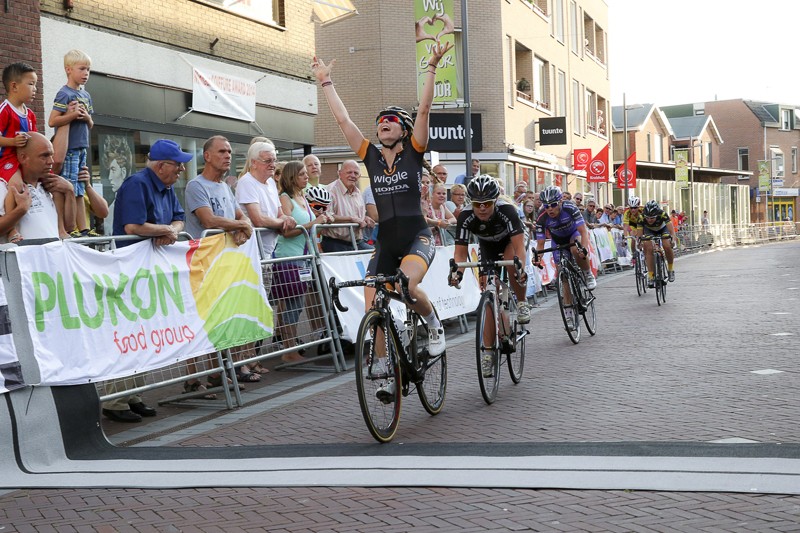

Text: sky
xmin=607 ymin=0 xmax=800 ymax=107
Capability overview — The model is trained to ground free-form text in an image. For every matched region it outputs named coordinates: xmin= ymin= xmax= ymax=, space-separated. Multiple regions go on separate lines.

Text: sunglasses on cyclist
xmin=376 ymin=114 xmax=402 ymax=125
xmin=309 ymin=202 xmax=329 ymax=212
xmin=471 ymin=200 xmax=496 ymax=209
xmin=544 ymin=201 xmax=560 ymax=209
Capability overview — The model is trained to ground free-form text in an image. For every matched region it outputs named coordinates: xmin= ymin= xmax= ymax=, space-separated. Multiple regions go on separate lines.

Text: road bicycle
xmin=449 ymin=256 xmax=529 ymax=405
xmin=632 ymin=237 xmax=648 ymax=296
xmin=329 ymin=271 xmax=447 ymax=443
xmin=534 ymin=241 xmax=596 ymax=344
xmin=650 ymin=236 xmax=668 ymax=306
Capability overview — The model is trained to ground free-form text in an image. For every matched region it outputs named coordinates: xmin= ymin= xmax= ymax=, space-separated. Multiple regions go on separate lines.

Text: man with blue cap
xmin=102 ymin=138 xmax=191 ymax=423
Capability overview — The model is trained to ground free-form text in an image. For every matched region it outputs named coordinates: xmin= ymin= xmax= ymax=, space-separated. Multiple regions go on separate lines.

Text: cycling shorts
xmin=367 ymin=226 xmax=436 ymax=276
xmin=551 ymin=230 xmax=580 ymax=263
xmin=641 ymin=227 xmax=672 ymax=240
xmin=478 ymin=235 xmax=512 ymax=263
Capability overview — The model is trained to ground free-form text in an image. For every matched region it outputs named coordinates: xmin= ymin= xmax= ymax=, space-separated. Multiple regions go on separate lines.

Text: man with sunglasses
xmin=640 ymin=200 xmax=677 ymax=287
xmin=449 ymin=175 xmax=531 ymax=325
xmin=312 ymin=43 xmax=452 ymax=359
xmin=534 ymin=185 xmax=596 ymax=290
xmin=321 ymin=159 xmax=375 ymax=252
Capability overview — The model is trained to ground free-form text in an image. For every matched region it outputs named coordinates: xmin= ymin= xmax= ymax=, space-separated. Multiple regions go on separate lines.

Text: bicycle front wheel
xmin=557 ymin=269 xmax=581 ymax=344
xmin=505 ymin=296 xmax=525 ymax=384
xmin=355 ymin=310 xmax=402 ymax=443
xmin=475 ymin=291 xmax=501 ymax=404
xmin=635 ymin=257 xmax=645 ymax=296
xmin=655 ymin=253 xmax=666 ymax=306
xmin=412 ymin=311 xmax=447 ymax=415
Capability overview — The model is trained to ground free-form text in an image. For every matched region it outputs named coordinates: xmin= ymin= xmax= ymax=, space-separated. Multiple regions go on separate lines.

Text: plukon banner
xmin=0 ymin=279 xmax=22 ymax=394
xmin=15 ymin=234 xmax=272 ymax=385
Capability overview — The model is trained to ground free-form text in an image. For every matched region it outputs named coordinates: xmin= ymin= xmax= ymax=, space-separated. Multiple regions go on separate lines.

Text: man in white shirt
xmin=322 ymin=160 xmax=375 ymax=252
xmin=303 ymin=154 xmax=323 ymax=187
xmin=0 ymin=132 xmax=74 ymax=242
xmin=235 ymin=141 xmax=296 ymax=258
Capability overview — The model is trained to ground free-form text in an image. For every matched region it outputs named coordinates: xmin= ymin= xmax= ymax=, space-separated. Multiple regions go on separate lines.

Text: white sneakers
xmin=371 ymin=358 xmax=396 ymax=404
xmin=584 ymin=271 xmax=597 ymax=290
xmin=564 ymin=308 xmax=575 ymax=330
xmin=481 ymin=353 xmax=494 ymax=377
xmin=428 ymin=326 xmax=446 ymax=356
xmin=517 ymin=302 xmax=531 ymax=324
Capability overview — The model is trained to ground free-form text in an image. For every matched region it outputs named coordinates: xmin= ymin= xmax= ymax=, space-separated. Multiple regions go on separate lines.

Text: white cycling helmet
xmin=304 ymin=186 xmax=332 ymax=205
xmin=628 ymin=195 xmax=641 ymax=208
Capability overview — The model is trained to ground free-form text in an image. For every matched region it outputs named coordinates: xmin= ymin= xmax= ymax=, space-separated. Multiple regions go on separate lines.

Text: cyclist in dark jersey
xmin=312 ymin=43 xmax=452 ymax=358
xmin=449 ymin=175 xmax=531 ymax=324
xmin=640 ymin=200 xmax=677 ymax=287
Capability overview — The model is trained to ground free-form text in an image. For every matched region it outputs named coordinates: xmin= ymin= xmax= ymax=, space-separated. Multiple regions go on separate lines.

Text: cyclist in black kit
xmin=449 ymin=175 xmax=531 ymax=324
xmin=312 ymin=42 xmax=452 ymax=358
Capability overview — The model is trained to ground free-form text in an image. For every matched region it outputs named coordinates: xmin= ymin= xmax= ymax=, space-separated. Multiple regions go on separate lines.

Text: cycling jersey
xmin=641 ymin=212 xmax=670 ymax=232
xmin=454 ymin=200 xmax=525 ymax=246
xmin=622 ymin=207 xmax=644 ymax=228
xmin=358 ymin=137 xmax=434 ymax=275
xmin=359 ymin=137 xmax=427 ymax=236
xmin=535 ymin=202 xmax=584 ymax=244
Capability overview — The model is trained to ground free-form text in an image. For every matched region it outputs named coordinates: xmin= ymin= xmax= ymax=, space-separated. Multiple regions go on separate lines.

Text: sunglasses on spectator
xmin=376 ymin=115 xmax=402 ymax=125
xmin=544 ymin=201 xmax=560 ymax=209
xmin=587 ymin=204 xmax=596 ymax=208
xmin=309 ymin=203 xmax=329 ymax=212
xmin=471 ymin=200 xmax=496 ymax=209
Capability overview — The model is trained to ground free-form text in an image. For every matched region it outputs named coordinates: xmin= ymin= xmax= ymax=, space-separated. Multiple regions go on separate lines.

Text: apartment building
xmin=3 ymin=0 xmax=322 ymax=213
xmin=314 ymin=0 xmax=610 ymax=197
xmin=680 ymin=100 xmax=800 ymax=223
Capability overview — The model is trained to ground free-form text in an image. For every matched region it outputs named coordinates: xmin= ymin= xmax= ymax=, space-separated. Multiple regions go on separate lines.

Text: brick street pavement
xmin=2 ymin=241 xmax=800 ymax=532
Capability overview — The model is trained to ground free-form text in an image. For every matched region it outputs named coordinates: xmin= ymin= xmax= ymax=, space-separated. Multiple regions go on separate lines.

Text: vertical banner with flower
xmin=415 ymin=0 xmax=457 ymax=104
xmin=675 ymin=149 xmax=689 ymax=189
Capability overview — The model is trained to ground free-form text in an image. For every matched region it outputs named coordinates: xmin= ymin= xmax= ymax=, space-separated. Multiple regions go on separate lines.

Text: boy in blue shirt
xmin=48 ymin=49 xmax=95 ymax=237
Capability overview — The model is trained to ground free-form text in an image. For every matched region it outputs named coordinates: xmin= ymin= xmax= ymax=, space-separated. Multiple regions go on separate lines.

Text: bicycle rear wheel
xmin=355 ymin=310 xmax=402 ymax=443
xmin=412 ymin=311 xmax=447 ymax=415
xmin=578 ymin=277 xmax=597 ymax=336
xmin=505 ymin=295 xmax=525 ymax=384
xmin=475 ymin=291 xmax=501 ymax=404
xmin=557 ymin=269 xmax=581 ymax=344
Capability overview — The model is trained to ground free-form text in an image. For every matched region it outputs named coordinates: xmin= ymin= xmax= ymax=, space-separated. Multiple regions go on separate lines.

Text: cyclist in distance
xmin=449 ymin=175 xmax=531 ymax=324
xmin=622 ymin=195 xmax=644 ymax=240
xmin=311 ymin=42 xmax=452 ymax=357
xmin=534 ymin=186 xmax=596 ymax=326
xmin=640 ymin=200 xmax=678 ymax=287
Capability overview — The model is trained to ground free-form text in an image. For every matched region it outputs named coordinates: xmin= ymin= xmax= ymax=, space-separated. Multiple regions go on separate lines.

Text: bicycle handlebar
xmin=533 ymin=240 xmax=587 ymax=259
xmin=449 ymin=256 xmax=528 ymax=287
xmin=329 ymin=269 xmax=417 ymax=312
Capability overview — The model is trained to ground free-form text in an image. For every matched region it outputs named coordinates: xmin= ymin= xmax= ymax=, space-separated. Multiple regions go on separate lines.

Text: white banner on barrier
xmin=0 ymin=279 xmax=22 ymax=394
xmin=15 ymin=234 xmax=273 ymax=385
xmin=320 ymin=246 xmax=481 ymax=342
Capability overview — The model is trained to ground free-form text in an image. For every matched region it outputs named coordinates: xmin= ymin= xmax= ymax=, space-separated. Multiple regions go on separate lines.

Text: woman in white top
xmin=426 ymin=182 xmax=456 ymax=246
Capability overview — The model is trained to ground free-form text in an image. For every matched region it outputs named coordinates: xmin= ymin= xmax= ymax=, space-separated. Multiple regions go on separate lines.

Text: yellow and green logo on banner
xmin=758 ymin=160 xmax=771 ymax=192
xmin=415 ymin=0 xmax=457 ymax=104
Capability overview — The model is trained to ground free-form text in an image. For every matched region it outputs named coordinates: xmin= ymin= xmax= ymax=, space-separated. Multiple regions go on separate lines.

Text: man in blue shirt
xmin=103 ymin=139 xmax=190 ymax=423
xmin=112 ymin=139 xmax=188 ymax=247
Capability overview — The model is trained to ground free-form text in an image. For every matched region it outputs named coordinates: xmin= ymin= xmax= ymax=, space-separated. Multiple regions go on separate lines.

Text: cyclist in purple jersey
xmin=312 ymin=43 xmax=452 ymax=361
xmin=534 ymin=186 xmax=596 ymax=291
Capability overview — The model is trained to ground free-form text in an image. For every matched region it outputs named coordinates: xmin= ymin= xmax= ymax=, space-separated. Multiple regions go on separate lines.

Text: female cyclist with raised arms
xmin=311 ymin=42 xmax=452 ymax=357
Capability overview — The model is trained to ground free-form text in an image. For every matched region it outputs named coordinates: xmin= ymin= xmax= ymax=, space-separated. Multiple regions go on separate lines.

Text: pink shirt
xmin=324 ymin=179 xmax=365 ymax=241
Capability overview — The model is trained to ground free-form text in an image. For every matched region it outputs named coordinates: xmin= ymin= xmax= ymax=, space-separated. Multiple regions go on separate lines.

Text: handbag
xmin=270 ymin=197 xmax=313 ymax=300
xmin=270 ymin=260 xmax=309 ymax=299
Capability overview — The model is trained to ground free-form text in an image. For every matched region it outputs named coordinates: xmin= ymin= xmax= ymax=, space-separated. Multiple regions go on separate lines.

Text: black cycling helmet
xmin=466 ymin=174 xmax=501 ymax=202
xmin=304 ymin=186 xmax=332 ymax=205
xmin=643 ymin=200 xmax=662 ymax=217
xmin=539 ymin=186 xmax=563 ymax=204
xmin=627 ymin=195 xmax=641 ymax=208
xmin=376 ymin=106 xmax=414 ymax=133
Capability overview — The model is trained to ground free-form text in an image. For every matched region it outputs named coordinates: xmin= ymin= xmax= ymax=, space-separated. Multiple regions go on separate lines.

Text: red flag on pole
xmin=573 ymin=148 xmax=592 ymax=171
xmin=586 ymin=144 xmax=609 ymax=183
xmin=615 ymin=151 xmax=637 ymax=189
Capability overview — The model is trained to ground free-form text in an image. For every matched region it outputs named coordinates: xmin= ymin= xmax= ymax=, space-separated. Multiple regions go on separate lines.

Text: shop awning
xmin=313 ymin=0 xmax=358 ymax=26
